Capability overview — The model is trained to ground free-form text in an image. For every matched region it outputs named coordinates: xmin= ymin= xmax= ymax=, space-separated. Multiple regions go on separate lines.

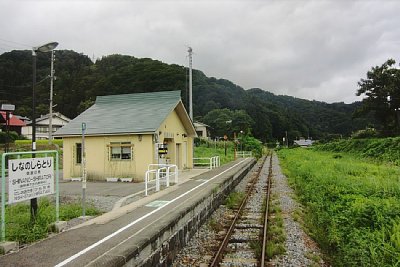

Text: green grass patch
xmin=4 ymin=198 xmax=100 ymax=244
xmin=278 ymin=148 xmax=400 ymax=266
xmin=194 ymin=143 xmax=235 ymax=165
xmin=266 ymin=193 xmax=286 ymax=259
xmin=15 ymin=139 xmax=63 ymax=147
xmin=315 ymin=137 xmax=400 ymax=166
xmin=208 ymin=217 xmax=224 ymax=233
xmin=225 ymin=191 xmax=245 ymax=209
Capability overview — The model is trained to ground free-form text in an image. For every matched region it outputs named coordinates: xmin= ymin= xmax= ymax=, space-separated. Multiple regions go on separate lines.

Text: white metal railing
xmin=193 ymin=156 xmax=220 ymax=169
xmin=235 ymin=151 xmax=252 ymax=158
xmin=145 ymin=164 xmax=178 ymax=196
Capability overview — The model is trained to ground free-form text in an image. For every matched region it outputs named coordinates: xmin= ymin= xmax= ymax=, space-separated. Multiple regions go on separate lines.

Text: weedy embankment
xmin=278 ymin=148 xmax=400 ymax=266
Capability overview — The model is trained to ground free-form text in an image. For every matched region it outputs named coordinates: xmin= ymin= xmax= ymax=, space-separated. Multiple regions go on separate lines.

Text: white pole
xmin=81 ymin=123 xmax=87 ymax=217
xmin=48 ymin=50 xmax=55 ymax=143
xmin=188 ymin=47 xmax=193 ymax=121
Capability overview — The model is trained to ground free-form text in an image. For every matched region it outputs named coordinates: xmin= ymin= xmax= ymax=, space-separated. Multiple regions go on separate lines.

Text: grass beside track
xmin=278 ymin=148 xmax=400 ymax=266
xmin=4 ymin=198 xmax=100 ymax=245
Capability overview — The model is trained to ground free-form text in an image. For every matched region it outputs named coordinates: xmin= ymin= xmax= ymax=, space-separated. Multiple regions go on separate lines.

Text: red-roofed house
xmin=0 ymin=111 xmax=26 ymax=135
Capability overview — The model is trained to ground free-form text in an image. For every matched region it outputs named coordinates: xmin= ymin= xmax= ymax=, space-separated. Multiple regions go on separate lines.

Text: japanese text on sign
xmin=8 ymin=157 xmax=54 ymax=204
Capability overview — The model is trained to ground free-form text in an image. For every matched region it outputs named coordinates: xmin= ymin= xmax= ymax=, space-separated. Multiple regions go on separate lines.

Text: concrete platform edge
xmin=87 ymin=158 xmax=256 ymax=267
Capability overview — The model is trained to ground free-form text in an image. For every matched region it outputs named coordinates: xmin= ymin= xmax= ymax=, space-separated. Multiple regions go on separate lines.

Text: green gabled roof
xmin=55 ymin=90 xmax=193 ymax=136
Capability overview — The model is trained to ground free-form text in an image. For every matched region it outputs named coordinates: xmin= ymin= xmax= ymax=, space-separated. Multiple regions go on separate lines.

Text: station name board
xmin=8 ymin=157 xmax=54 ymax=204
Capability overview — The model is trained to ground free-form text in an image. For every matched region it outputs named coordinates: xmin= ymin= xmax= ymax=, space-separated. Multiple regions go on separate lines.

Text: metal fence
xmin=144 ymin=164 xmax=178 ymax=196
xmin=235 ymin=151 xmax=253 ymax=158
xmin=193 ymin=156 xmax=220 ymax=169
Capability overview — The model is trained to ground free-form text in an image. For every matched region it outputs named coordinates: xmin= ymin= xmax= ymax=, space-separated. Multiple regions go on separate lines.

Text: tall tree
xmin=356 ymin=59 xmax=400 ymax=134
xmin=202 ymin=108 xmax=253 ymax=138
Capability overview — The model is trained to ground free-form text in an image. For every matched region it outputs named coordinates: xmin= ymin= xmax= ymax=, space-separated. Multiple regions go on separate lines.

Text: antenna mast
xmin=188 ymin=47 xmax=193 ymax=121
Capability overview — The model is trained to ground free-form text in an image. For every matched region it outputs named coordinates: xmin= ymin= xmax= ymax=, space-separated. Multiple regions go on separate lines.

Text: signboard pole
xmin=1 ymin=153 xmax=6 ymax=241
xmin=55 ymin=151 xmax=59 ymax=222
xmin=81 ymin=123 xmax=86 ymax=217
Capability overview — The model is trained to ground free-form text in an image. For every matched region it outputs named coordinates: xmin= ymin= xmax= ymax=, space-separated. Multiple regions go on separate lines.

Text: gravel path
xmin=269 ymin=153 xmax=326 ymax=267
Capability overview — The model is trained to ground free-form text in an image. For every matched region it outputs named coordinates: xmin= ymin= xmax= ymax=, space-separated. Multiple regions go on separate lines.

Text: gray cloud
xmin=1 ymin=0 xmax=399 ymax=103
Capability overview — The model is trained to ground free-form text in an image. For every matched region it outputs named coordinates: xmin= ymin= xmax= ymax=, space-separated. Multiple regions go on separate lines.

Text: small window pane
xmin=76 ymin=143 xmax=82 ymax=164
xmin=122 ymin=147 xmax=131 ymax=159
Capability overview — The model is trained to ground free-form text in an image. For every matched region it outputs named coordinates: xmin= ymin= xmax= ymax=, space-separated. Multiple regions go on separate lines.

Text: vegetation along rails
xmin=210 ymin=153 xmax=272 ymax=267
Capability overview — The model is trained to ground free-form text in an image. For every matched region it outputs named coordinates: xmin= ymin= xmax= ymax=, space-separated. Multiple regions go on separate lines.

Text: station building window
xmin=109 ymin=142 xmax=132 ymax=160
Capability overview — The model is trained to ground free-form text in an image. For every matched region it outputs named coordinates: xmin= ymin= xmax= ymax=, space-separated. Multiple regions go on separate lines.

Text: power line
xmin=0 ymin=91 xmax=29 ymax=98
xmin=0 ymin=38 xmax=32 ymax=48
xmin=0 ymin=76 xmax=50 ymax=89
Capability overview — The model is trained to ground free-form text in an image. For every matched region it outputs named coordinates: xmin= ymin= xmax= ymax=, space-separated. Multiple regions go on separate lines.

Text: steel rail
xmin=210 ymin=154 xmax=269 ymax=267
xmin=261 ymin=152 xmax=273 ymax=266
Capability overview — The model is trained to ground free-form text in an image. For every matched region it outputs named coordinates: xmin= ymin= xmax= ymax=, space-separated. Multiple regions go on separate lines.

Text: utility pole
xmin=188 ymin=47 xmax=193 ymax=121
xmin=188 ymin=47 xmax=194 ymax=168
xmin=48 ymin=50 xmax=55 ymax=143
xmin=285 ymin=131 xmax=288 ymax=148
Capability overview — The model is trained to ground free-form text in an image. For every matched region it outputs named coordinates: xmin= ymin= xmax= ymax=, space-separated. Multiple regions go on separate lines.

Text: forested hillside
xmin=0 ymin=50 xmax=371 ymax=142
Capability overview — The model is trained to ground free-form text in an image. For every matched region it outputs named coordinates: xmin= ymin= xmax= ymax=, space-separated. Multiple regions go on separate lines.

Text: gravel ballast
xmin=173 ymin=154 xmax=327 ymax=266
xmin=269 ymin=153 xmax=326 ymax=266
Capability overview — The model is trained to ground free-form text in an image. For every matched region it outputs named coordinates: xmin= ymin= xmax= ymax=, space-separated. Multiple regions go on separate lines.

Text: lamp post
xmin=31 ymin=42 xmax=58 ymax=220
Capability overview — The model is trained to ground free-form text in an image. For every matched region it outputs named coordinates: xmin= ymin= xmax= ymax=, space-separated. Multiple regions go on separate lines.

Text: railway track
xmin=210 ymin=153 xmax=273 ymax=267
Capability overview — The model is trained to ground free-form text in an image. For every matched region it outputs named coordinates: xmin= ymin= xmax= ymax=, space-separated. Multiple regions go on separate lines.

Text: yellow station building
xmin=55 ymin=91 xmax=196 ymax=181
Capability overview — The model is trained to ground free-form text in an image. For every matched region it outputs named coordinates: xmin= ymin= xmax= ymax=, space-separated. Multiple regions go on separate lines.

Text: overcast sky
xmin=1 ymin=0 xmax=399 ymax=104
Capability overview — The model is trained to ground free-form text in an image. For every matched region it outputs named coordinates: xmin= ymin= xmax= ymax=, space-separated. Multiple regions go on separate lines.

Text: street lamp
xmin=31 ymin=41 xmax=58 ymax=219
xmin=32 ymin=42 xmax=58 ymax=148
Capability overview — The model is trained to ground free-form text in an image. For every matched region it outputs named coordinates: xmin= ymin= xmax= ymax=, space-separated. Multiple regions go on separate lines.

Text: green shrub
xmin=351 ymin=128 xmax=378 ymax=139
xmin=0 ymin=131 xmax=19 ymax=143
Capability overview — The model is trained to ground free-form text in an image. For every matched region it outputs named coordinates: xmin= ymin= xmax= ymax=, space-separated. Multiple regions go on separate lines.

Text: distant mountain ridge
xmin=0 ymin=50 xmax=370 ymax=141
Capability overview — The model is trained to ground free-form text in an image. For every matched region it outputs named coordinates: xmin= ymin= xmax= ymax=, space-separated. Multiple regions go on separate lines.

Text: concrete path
xmin=0 ymin=160 xmax=253 ymax=267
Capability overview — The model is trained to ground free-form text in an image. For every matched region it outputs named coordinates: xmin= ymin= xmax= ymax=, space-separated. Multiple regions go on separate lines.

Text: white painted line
xmin=55 ymin=159 xmax=249 ymax=267
xmin=112 ymin=185 xmax=156 ymax=210
xmin=145 ymin=200 xmax=170 ymax=208
xmin=194 ymin=179 xmax=208 ymax=182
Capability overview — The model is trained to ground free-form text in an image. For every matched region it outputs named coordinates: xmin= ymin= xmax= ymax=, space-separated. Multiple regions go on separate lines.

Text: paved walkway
xmin=0 ymin=159 xmax=253 ymax=267
xmin=58 ymin=168 xmax=209 ymax=211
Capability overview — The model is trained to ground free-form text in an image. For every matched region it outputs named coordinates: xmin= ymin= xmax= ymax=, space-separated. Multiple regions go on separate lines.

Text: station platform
xmin=0 ymin=158 xmax=256 ymax=267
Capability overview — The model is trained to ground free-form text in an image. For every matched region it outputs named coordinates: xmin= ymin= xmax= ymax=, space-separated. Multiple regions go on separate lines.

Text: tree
xmin=203 ymin=109 xmax=233 ymax=138
xmin=356 ymin=59 xmax=400 ymax=135
xmin=202 ymin=109 xmax=254 ymax=138
xmin=231 ymin=110 xmax=254 ymax=134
